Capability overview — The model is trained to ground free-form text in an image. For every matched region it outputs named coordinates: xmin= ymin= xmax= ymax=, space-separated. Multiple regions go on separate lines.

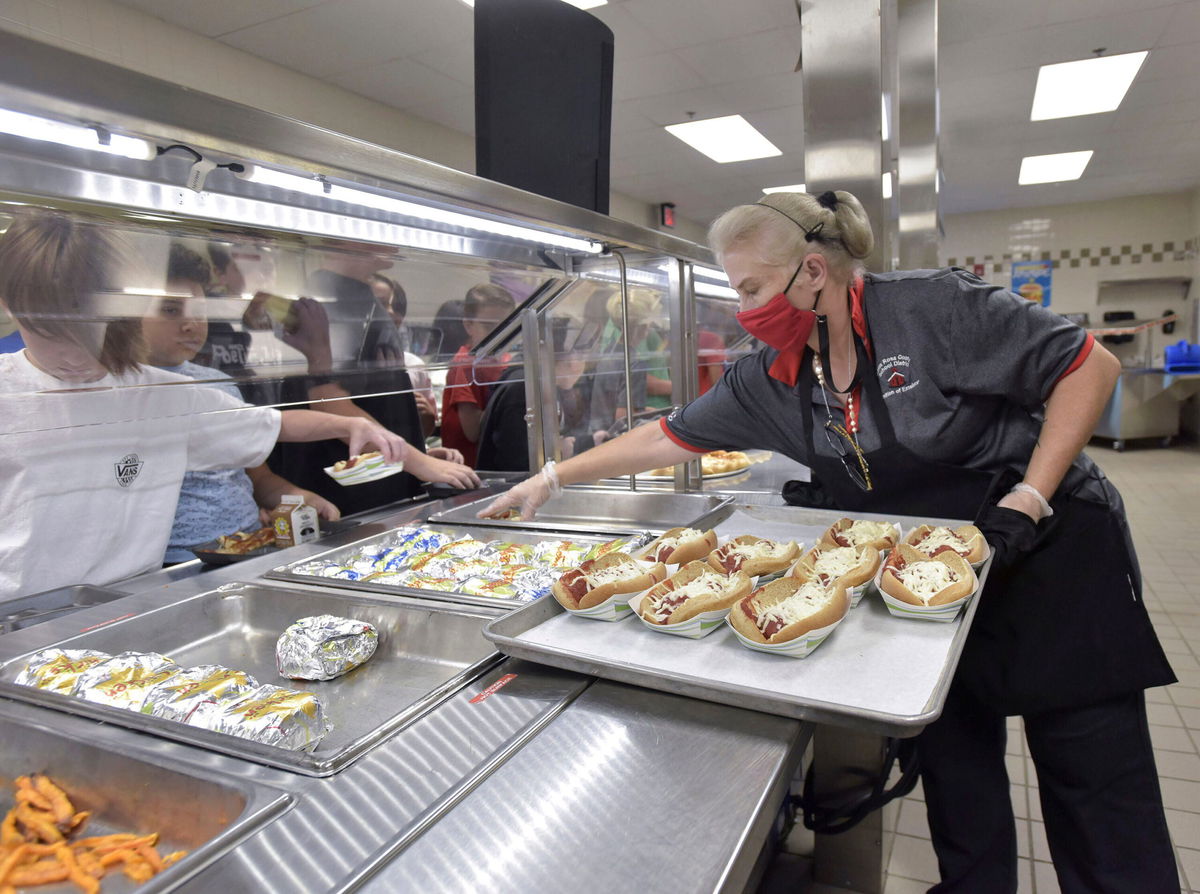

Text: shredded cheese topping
xmin=917 ymin=527 xmax=969 ymax=554
xmin=842 ymin=520 xmax=896 ymax=546
xmin=645 ymin=571 xmax=729 ymax=622
xmin=728 ymin=539 xmax=792 ymax=561
xmin=584 ymin=561 xmax=641 ymax=587
xmin=754 ymin=581 xmax=834 ymax=633
xmin=651 ymin=528 xmax=703 ymax=555
xmin=809 ymin=546 xmax=862 ymax=579
xmin=892 ymin=561 xmax=960 ymax=604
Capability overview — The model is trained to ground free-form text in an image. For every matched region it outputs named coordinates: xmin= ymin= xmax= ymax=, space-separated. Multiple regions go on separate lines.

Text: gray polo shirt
xmin=663 ymin=268 xmax=1110 ymax=502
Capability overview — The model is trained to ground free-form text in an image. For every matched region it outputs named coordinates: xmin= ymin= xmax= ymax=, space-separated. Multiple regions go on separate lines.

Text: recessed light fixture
xmin=762 ymin=183 xmax=806 ymax=194
xmin=666 ymin=115 xmax=782 ymax=164
xmin=458 ymin=0 xmax=606 ymax=7
xmin=1018 ymin=150 xmax=1094 ymax=185
xmin=1030 ymin=51 xmax=1148 ymax=120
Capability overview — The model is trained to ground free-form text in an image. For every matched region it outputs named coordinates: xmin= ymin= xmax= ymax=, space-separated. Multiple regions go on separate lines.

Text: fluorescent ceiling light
xmin=1030 ymin=51 xmax=1148 ymax=120
xmin=0 ymin=108 xmax=155 ymax=160
xmin=762 ymin=183 xmax=805 ymax=194
xmin=882 ymin=172 xmax=893 ymax=199
xmin=1018 ymin=150 xmax=1093 ymax=185
xmin=881 ymin=94 xmax=890 ymax=142
xmin=695 ymin=282 xmax=738 ymax=300
xmin=458 ymin=0 xmax=606 ymax=7
xmin=665 ymin=115 xmax=781 ymax=164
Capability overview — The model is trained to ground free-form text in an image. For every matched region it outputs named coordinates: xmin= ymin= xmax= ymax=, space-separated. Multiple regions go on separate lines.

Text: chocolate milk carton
xmin=270 ymin=495 xmax=319 ymax=548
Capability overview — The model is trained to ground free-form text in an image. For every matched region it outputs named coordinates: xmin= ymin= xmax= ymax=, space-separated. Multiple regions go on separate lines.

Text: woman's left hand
xmin=346 ymin=418 xmax=407 ymax=464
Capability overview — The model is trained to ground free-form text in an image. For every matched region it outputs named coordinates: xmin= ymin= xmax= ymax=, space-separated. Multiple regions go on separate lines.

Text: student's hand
xmin=298 ymin=489 xmax=341 ymax=521
xmin=428 ymin=446 xmax=464 ymax=464
xmin=479 ymin=474 xmax=551 ymax=521
xmin=346 ymin=417 xmax=407 ymax=464
xmin=405 ymin=450 xmax=481 ymax=490
xmin=281 ymin=297 xmax=334 ymax=371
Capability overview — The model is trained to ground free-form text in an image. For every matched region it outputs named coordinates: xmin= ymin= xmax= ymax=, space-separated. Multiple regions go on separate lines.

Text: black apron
xmin=797 ymin=336 xmax=1174 ymax=715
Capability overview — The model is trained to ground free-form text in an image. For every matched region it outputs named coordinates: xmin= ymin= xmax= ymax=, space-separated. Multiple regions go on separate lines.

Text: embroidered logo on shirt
xmin=114 ymin=453 xmax=143 ymax=487
xmin=877 ymin=354 xmax=920 ymax=399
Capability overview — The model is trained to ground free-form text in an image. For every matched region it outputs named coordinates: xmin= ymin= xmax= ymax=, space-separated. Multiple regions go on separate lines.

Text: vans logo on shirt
xmin=877 ymin=354 xmax=920 ymax=399
xmin=114 ymin=453 xmax=143 ymax=487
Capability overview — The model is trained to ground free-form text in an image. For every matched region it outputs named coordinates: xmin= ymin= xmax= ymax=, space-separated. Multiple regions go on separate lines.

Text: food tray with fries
xmin=484 ymin=505 xmax=993 ymax=737
xmin=0 ymin=583 xmax=500 ymax=776
xmin=0 ymin=701 xmax=289 ymax=892
xmin=427 ymin=488 xmax=734 ymax=535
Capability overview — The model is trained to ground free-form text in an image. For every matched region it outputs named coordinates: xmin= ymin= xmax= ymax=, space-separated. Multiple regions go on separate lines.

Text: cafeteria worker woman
xmin=484 ymin=190 xmax=1178 ymax=893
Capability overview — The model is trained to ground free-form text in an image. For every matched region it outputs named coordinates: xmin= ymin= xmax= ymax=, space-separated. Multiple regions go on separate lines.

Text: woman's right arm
xmin=479 ymin=421 xmax=698 ymax=519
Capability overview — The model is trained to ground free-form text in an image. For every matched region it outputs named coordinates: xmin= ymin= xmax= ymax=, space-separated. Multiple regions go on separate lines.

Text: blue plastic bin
xmin=1164 ymin=340 xmax=1200 ymax=373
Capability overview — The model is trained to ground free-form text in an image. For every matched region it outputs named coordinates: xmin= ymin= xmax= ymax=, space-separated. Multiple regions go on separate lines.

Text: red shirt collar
xmin=767 ymin=277 xmax=868 ymax=386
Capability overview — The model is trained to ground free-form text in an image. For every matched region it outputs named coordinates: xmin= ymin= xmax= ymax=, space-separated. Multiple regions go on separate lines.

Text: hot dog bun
xmin=792 ymin=542 xmax=880 ymax=589
xmin=819 ymin=518 xmax=899 ymax=551
xmin=552 ymin=552 xmax=668 ymax=611
xmin=902 ymin=524 xmax=988 ymax=564
xmin=729 ymin=577 xmax=850 ymax=644
xmin=878 ymin=544 xmax=975 ymax=607
xmin=707 ymin=535 xmax=800 ymax=577
xmin=638 ymin=527 xmax=719 ymax=565
xmin=638 ymin=561 xmax=752 ymax=625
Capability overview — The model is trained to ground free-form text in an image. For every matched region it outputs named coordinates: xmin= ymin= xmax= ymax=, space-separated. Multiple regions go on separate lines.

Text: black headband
xmin=756 ymin=199 xmax=835 ymax=245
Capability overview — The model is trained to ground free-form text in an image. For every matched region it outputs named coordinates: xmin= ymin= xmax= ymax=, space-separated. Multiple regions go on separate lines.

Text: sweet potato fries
xmin=0 ymin=774 xmax=185 ymax=892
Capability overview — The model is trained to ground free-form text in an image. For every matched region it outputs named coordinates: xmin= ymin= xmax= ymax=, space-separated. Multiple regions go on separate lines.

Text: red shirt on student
xmin=441 ymin=344 xmax=508 ymax=467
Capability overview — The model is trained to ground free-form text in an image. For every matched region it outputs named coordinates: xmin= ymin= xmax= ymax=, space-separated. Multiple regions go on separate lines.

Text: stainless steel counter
xmin=0 ymin=488 xmax=808 ymax=893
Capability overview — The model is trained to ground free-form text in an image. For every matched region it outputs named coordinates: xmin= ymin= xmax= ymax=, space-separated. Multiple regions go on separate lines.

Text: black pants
xmin=917 ymin=682 xmax=1178 ymax=893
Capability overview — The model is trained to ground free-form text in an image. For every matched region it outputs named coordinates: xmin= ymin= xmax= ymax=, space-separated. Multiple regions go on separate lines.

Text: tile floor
xmin=880 ymin=442 xmax=1200 ymax=894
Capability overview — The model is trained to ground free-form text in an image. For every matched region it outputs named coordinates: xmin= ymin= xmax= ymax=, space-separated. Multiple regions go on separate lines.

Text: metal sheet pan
xmin=484 ymin=506 xmax=991 ymax=737
xmin=428 ymin=487 xmax=734 ymax=534
xmin=0 ymin=584 xmax=129 ymax=634
xmin=0 ymin=701 xmax=291 ymax=892
xmin=0 ymin=582 xmax=501 ymax=776
xmin=266 ymin=522 xmax=651 ymax=612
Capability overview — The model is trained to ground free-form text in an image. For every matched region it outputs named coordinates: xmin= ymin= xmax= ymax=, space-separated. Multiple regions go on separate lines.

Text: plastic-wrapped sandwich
xmin=276 ymin=615 xmax=379 ymax=681
xmin=201 ymin=684 xmax=331 ymax=751
xmin=14 ymin=648 xmax=112 ymax=694
xmin=141 ymin=664 xmax=259 ymax=725
xmin=72 ymin=652 xmax=180 ymax=711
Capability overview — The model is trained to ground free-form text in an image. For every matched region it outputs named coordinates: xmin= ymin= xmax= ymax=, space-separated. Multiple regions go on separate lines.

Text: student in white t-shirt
xmin=0 ymin=210 xmax=409 ymax=600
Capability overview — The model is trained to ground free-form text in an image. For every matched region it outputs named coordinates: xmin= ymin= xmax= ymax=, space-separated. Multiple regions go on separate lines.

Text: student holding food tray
xmin=0 ymin=210 xmax=409 ymax=599
xmin=484 ymin=189 xmax=1177 ymax=891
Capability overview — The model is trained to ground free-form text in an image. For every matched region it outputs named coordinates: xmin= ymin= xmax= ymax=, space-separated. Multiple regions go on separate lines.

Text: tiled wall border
xmin=945 ymin=237 xmax=1199 ymax=273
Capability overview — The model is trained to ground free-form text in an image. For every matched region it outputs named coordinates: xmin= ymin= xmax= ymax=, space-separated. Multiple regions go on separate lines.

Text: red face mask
xmin=735 ymin=263 xmax=819 ymax=353
xmin=735 ymin=292 xmax=817 ymax=353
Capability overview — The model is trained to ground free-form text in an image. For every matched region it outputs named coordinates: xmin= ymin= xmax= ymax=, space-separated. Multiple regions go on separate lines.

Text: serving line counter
xmin=0 ymin=484 xmax=985 ymax=893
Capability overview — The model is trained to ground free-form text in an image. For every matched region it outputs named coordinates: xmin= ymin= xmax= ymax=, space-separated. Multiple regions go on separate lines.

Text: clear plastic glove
xmin=428 ymin=446 xmax=464 ymax=465
xmin=404 ymin=450 xmax=481 ymax=490
xmin=478 ymin=474 xmax=552 ymax=521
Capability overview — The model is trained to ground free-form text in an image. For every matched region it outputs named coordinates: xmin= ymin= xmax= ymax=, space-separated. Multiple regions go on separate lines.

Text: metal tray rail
xmin=0 ymin=702 xmax=291 ymax=892
xmin=484 ymin=506 xmax=991 ymax=738
xmin=1 ymin=584 xmax=129 ymax=635
xmin=428 ymin=487 xmax=734 ymax=534
xmin=266 ymin=521 xmax=654 ymax=612
xmin=0 ymin=583 xmax=501 ymax=776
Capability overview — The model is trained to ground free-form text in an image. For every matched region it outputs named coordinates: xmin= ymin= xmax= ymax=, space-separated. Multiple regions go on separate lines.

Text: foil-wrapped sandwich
xmin=14 ymin=649 xmax=113 ymax=694
xmin=276 ymin=615 xmax=379 ymax=681
xmin=72 ymin=652 xmax=180 ymax=711
xmin=202 ymin=684 xmax=331 ymax=751
xmin=141 ymin=664 xmax=259 ymax=725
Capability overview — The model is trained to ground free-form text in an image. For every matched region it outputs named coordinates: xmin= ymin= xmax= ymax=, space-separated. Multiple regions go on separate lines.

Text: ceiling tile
xmin=411 ymin=37 xmax=475 ymax=83
xmin=219 ymin=0 xmax=468 ymax=79
xmin=1043 ymin=0 xmax=1182 ymax=27
xmin=1032 ymin=6 xmax=1175 ymax=64
xmin=1160 ymin=1 xmax=1200 ymax=45
xmin=623 ymin=0 xmax=790 ymax=51
xmin=330 ymin=57 xmax=471 ymax=111
xmin=408 ymin=95 xmax=476 ymax=136
xmin=674 ymin=27 xmax=800 ymax=87
xmin=612 ymin=51 xmax=704 ymax=102
xmin=115 ymin=0 xmax=325 ymax=38
xmin=940 ymin=0 xmax=1049 ymax=44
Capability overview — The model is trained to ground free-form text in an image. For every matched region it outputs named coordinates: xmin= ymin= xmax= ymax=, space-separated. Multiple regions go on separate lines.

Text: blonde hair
xmin=708 ymin=190 xmax=874 ymax=275
xmin=0 ymin=209 xmax=144 ymax=374
xmin=606 ymin=288 xmax=660 ymax=327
